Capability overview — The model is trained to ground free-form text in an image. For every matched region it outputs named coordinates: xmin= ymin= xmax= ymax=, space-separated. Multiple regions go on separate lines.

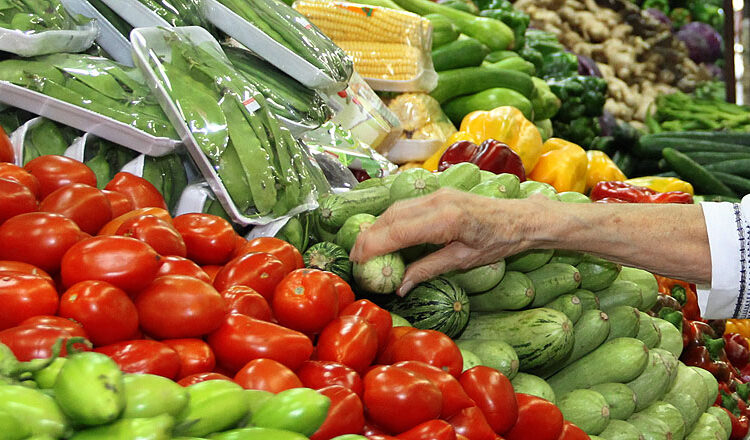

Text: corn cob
xmin=335 ymin=41 xmax=421 ymax=80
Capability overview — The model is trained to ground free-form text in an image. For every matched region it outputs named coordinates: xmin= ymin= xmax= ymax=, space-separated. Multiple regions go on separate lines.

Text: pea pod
xmin=70 ymin=414 xmax=173 ymax=440
xmin=54 ymin=351 xmax=125 ymax=426
xmin=0 ymin=408 xmax=29 ymax=440
xmin=122 ymin=373 xmax=189 ymax=419
xmin=175 ymin=380 xmax=249 ymax=437
xmin=0 ymin=385 xmax=70 ymax=437
xmin=208 ymin=427 xmax=308 ymax=440
xmin=251 ymin=388 xmax=330 ymax=436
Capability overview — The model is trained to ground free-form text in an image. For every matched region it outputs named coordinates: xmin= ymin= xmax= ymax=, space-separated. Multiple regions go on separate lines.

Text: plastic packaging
xmin=175 ymin=181 xmax=233 ymax=222
xmin=294 ymin=0 xmax=437 ymax=92
xmin=98 ymin=0 xmax=170 ymax=27
xmin=59 ymin=0 xmax=134 ymax=66
xmin=9 ymin=116 xmax=80 ymax=166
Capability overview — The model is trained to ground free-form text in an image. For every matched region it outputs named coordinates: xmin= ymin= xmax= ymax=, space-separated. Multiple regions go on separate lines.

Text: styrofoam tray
xmin=0 ymin=81 xmax=180 ymax=157
xmin=364 ymin=68 xmax=438 ymax=93
xmin=201 ymin=0 xmax=347 ymax=93
xmin=60 ymin=0 xmax=134 ymax=66
xmin=8 ymin=116 xmax=45 ymax=166
xmin=99 ymin=0 xmax=171 ymax=27
xmin=0 ymin=21 xmax=98 ymax=57
xmin=175 ymin=181 xmax=214 ymax=216
xmin=385 ymin=139 xmax=442 ymax=164
xmin=130 ymin=26 xmax=318 ymax=226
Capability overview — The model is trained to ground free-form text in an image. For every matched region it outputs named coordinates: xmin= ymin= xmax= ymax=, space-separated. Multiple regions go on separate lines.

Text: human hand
xmin=350 ymin=188 xmax=542 ymax=296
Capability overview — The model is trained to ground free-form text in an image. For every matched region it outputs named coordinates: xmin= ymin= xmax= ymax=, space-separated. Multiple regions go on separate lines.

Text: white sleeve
xmin=697 ymin=195 xmax=750 ymax=318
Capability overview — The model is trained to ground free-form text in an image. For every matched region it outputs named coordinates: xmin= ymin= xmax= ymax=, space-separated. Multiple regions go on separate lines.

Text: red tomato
xmin=173 ymin=213 xmax=236 ymax=265
xmin=377 ymin=326 xmax=417 ymax=364
xmin=340 ymin=300 xmax=392 ymax=351
xmin=39 ymin=183 xmax=112 ymax=235
xmin=327 ymin=272 xmax=355 ymax=311
xmin=95 ymin=339 xmax=180 ymax=379
xmin=397 ymin=420 xmax=457 ymax=440
xmin=162 ymin=338 xmax=216 ymax=379
xmin=393 ymin=361 xmax=475 ymax=419
xmin=311 ymin=385 xmax=365 ymax=440
xmin=234 ymin=358 xmax=303 ymax=393
xmin=557 ymin=422 xmax=589 ymax=440
xmin=273 ymin=269 xmax=339 ymax=334
xmin=115 ymin=215 xmax=186 ymax=257
xmin=239 ymin=237 xmax=304 ymax=273
xmin=213 ymin=252 xmax=288 ymax=302
xmin=0 ymin=127 xmax=13 ymax=163
xmin=0 ymin=163 xmax=40 ymax=198
xmin=369 ymin=436 xmax=400 ymax=440
xmin=101 ymin=190 xmax=133 ymax=218
xmin=448 ymin=406 xmax=497 ymax=440
xmin=98 ymin=208 xmax=172 ymax=236
xmin=0 ymin=323 xmax=89 ymax=361
xmin=20 ymin=315 xmax=86 ymax=336
xmin=136 ymin=275 xmax=226 ymax=339
xmin=456 ymin=436 xmax=470 ymax=440
xmin=0 ymin=178 xmax=37 ymax=224
xmin=104 ymin=172 xmax=167 ymax=210
xmin=220 ymin=285 xmax=273 ymax=321
xmin=0 ymin=212 xmax=84 ymax=273
xmin=0 ymin=272 xmax=58 ymax=330
xmin=157 ymin=256 xmax=211 ymax=282
xmin=363 ymin=422 xmax=389 ymax=436
xmin=60 ymin=236 xmax=161 ymax=294
xmin=177 ymin=372 xmax=234 ymax=387
xmin=0 ymin=262 xmax=52 ymax=281
xmin=208 ymin=314 xmax=313 ymax=373
xmin=59 ymin=280 xmax=139 ymax=346
xmin=232 ymin=234 xmax=247 ymax=258
xmin=202 ymin=265 xmax=222 ymax=282
xmin=503 ymin=394 xmax=563 ymax=440
xmin=297 ymin=360 xmax=364 ymax=397
xmin=317 ymin=315 xmax=378 ymax=374
xmin=391 ymin=330 xmax=463 ymax=378
xmin=363 ymin=365 xmax=443 ymax=434
xmin=459 ymin=366 xmax=517 ymax=434
xmin=24 ymin=155 xmax=97 ymax=199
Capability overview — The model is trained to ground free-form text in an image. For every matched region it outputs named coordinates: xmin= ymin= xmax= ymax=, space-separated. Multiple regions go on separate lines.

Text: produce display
xmin=0 ymin=0 xmax=89 ymax=32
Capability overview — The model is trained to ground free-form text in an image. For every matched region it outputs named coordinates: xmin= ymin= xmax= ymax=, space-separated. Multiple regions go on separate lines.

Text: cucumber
xmin=431 ymin=37 xmax=489 ymax=72
xmin=605 ymin=306 xmax=641 ymax=342
xmin=599 ymin=419 xmax=643 ymax=440
xmin=519 ymin=180 xmax=558 ymax=200
xmin=460 ymin=348 xmax=482 ymax=372
xmin=711 ymin=172 xmax=750 ymax=196
xmin=550 ymin=250 xmax=585 ymax=266
xmin=686 ymin=413 xmax=726 ymax=440
xmin=689 ymin=367 xmax=718 ymax=410
xmin=706 ymin=407 xmax=731 ymax=439
xmin=387 ymin=277 xmax=470 ymax=338
xmin=558 ymin=389 xmax=611 ymax=435
xmin=685 ymin=151 xmax=750 ymax=165
xmin=559 ymin=310 xmax=610 ymax=372
xmin=626 ymin=349 xmax=671 ymax=412
xmin=662 ymin=392 xmax=701 ymax=433
xmin=705 ymin=159 xmax=750 ymax=177
xmin=596 ymin=280 xmax=643 ymax=313
xmin=627 ymin=413 xmax=673 ymax=440
xmin=636 ymin=135 xmax=750 ymax=159
xmin=430 ymin=66 xmax=535 ymax=103
xmin=527 ymin=263 xmax=582 ymax=307
xmin=590 ymin=383 xmax=637 ymax=421
xmin=460 ymin=308 xmax=574 ymax=373
xmin=577 ymin=255 xmax=622 ymax=291
xmin=353 ymin=252 xmax=406 ymax=294
xmin=635 ymin=313 xmax=662 ymax=349
xmin=664 ymin=364 xmax=710 ymax=415
xmin=319 ymin=186 xmax=390 ymax=229
xmin=640 ymin=402 xmax=686 ymax=440
xmin=446 ymin=260 xmax=505 ymax=294
xmin=438 ymin=162 xmax=481 ymax=191
xmin=389 ymin=168 xmax=439 ymax=203
xmin=468 ymin=173 xmax=521 ymax=199
xmin=662 ymin=148 xmax=736 ymax=198
xmin=469 ymin=271 xmax=535 ymax=311
xmin=545 ymin=294 xmax=583 ymax=324
xmin=547 ymin=338 xmax=649 ymax=396
xmin=455 ymin=339 xmax=519 ymax=379
xmin=303 ymin=242 xmax=353 ymax=282
xmin=335 ymin=214 xmax=377 ymax=252
xmin=642 ymin=131 xmax=750 ymax=146
xmin=573 ymin=289 xmax=600 ymax=311
xmin=506 ymin=249 xmax=554 ymax=272
xmin=354 ymin=175 xmax=396 ymax=190
xmin=426 ymin=13 xmax=459 ymax=48
xmin=617 ymin=268 xmax=659 ymax=311
xmin=510 ymin=372 xmax=556 ymax=404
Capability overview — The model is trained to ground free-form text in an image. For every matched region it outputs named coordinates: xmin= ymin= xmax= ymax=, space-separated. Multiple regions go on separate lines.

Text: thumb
xmin=397 ymin=241 xmax=479 ymax=296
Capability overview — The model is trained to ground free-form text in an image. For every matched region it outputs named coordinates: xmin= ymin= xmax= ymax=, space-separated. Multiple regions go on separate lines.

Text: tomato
xmin=95 ymin=339 xmax=180 ymax=379
xmin=115 ymin=215 xmax=187 ymax=257
xmin=0 ymin=323 xmax=89 ymax=361
xmin=557 ymin=422 xmax=589 ymax=440
xmin=369 ymin=436 xmax=400 ymax=440
xmin=220 ymin=285 xmax=273 ymax=321
xmin=40 ymin=183 xmax=112 ymax=235
xmin=60 ymin=236 xmax=161 ymax=294
xmin=393 ymin=361 xmax=475 ymax=419
xmin=213 ymin=252 xmax=288 ymax=301
xmin=19 ymin=315 xmax=85 ymax=335
xmin=202 ymin=265 xmax=222 ymax=282
xmin=24 ymin=155 xmax=97 ymax=199
xmin=98 ymin=207 xmax=172 ymax=235
xmin=396 ymin=420 xmax=456 ymax=440
xmin=316 ymin=315 xmax=378 ymax=374
xmin=239 ymin=237 xmax=304 ymax=273
xmin=0 ymin=272 xmax=58 ymax=330
xmin=503 ymin=394 xmax=563 ymax=440
xmin=377 ymin=327 xmax=417 ymax=364
xmin=157 ymin=255 xmax=210 ymax=282
xmin=0 ymin=261 xmax=51 ymax=281
xmin=58 ymin=280 xmax=139 ymax=346
xmin=363 ymin=365 xmax=443 ymax=434
xmin=173 ymin=213 xmax=236 ymax=265
xmin=310 ymin=385 xmax=365 ymax=440
xmin=273 ymin=269 xmax=339 ymax=334
xmin=208 ymin=314 xmax=313 ymax=373
xmin=448 ymin=406 xmax=497 ymax=440
xmin=104 ymin=172 xmax=167 ymax=210
xmin=0 ymin=212 xmax=84 ymax=273
xmin=136 ymin=275 xmax=226 ymax=339
xmin=327 ymin=272 xmax=355 ymax=311
xmin=340 ymin=300 xmax=393 ymax=352
xmin=459 ymin=366 xmax=517 ymax=434
xmin=390 ymin=330 xmax=463 ymax=378
xmin=0 ymin=178 xmax=37 ymax=224
xmin=162 ymin=338 xmax=216 ymax=379
xmin=363 ymin=421 xmax=389 ymax=436
xmin=297 ymin=360 xmax=364 ymax=397
xmin=234 ymin=358 xmax=303 ymax=393
xmin=0 ymin=127 xmax=13 ymax=163
xmin=101 ymin=190 xmax=133 ymax=218
xmin=177 ymin=372 xmax=234 ymax=387
xmin=232 ymin=234 xmax=247 ymax=258
xmin=0 ymin=162 xmax=40 ymax=198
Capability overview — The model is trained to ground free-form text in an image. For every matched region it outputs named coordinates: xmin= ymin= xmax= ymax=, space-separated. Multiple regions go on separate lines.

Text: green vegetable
xmin=523 ymin=29 xmax=578 ymax=79
xmin=444 ymin=87 xmax=534 ymax=125
xmin=70 ymin=414 xmax=174 ymax=440
xmin=175 ymin=380 xmax=249 ymax=437
xmin=519 ymin=180 xmax=558 ymax=200
xmin=122 ymin=374 xmax=189 ymax=419
xmin=649 ymin=92 xmax=750 ymax=133
xmin=596 ymin=280 xmax=643 ymax=313
xmin=627 ymin=414 xmax=672 ymax=440
xmin=531 ymin=77 xmax=561 ymax=120
xmin=432 ymin=37 xmax=489 ymax=72
xmin=639 ymin=402 xmax=685 ymax=440
xmin=210 ymin=427 xmax=309 ymax=440
xmin=605 ymin=306 xmax=641 ymax=341
xmin=555 ymin=310 xmax=610 ymax=374
xmin=438 ymin=162 xmax=481 ymax=191
xmin=526 ymin=263 xmax=582 ymax=308
xmin=473 ymin=0 xmax=512 ymax=11
xmin=642 ymin=0 xmax=669 ymax=14
xmin=437 ymin=0 xmax=479 ymax=15
xmin=454 ymin=339 xmax=519 ymax=378
xmin=251 ymin=388 xmax=330 ymax=436
xmin=469 ymin=270 xmax=535 ymax=312
xmin=662 ymin=147 xmax=736 ymax=197
xmin=388 ymin=277 xmax=470 ymax=338
xmin=335 ymin=213 xmax=377 ymax=252
xmin=478 ymin=8 xmax=529 ymax=50
xmin=506 ymin=248 xmax=554 ymax=272
xmin=576 ymin=254 xmax=621 ymax=291
xmin=318 ymin=185 xmax=390 ymax=229
xmin=484 ymin=50 xmax=518 ymax=63
xmin=431 ymin=66 xmax=534 ymax=104
xmin=426 ymin=14 xmax=460 ymax=48
xmin=557 ymin=389 xmax=611 ymax=435
xmin=635 ymin=312 xmax=662 ymax=349
xmin=445 ymin=260 xmax=505 ymax=294
xmin=545 ymin=294 xmax=583 ymax=324
xmin=549 ymin=76 xmax=608 ymax=121
xmin=625 ymin=349 xmax=674 ymax=412
xmin=589 ymin=384 xmax=636 ymax=421
xmin=389 ymin=168 xmax=439 ymax=203
xmin=510 ymin=372 xmax=556 ymax=403
xmin=0 ymin=385 xmax=69 ymax=438
xmin=0 ymin=409 xmax=28 ymax=440
xmin=353 ymin=253 xmax=406 ymax=294
xmin=484 ymin=56 xmax=536 ymax=75
xmin=469 ymin=173 xmax=521 ymax=199
xmin=303 ymin=242 xmax=353 ymax=282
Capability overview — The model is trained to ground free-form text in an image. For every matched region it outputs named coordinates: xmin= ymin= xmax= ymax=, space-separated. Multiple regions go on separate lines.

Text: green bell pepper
xmin=473 ymin=0 xmax=511 ymax=10
xmin=548 ymin=75 xmax=608 ymax=122
xmin=0 ymin=409 xmax=29 ymax=440
xmin=251 ymin=388 xmax=330 ymax=437
xmin=552 ymin=117 xmax=600 ymax=149
xmin=479 ymin=8 xmax=529 ymax=49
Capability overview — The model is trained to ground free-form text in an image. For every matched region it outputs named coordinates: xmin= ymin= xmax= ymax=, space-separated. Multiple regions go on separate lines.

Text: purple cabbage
xmin=577 ymin=54 xmax=602 ymax=77
xmin=704 ymin=63 xmax=725 ymax=80
xmin=676 ymin=22 xmax=723 ymax=63
xmin=645 ymin=8 xmax=671 ymax=26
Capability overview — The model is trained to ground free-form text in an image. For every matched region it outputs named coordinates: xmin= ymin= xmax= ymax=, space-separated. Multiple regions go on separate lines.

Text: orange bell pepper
xmin=528 ymin=138 xmax=588 ymax=193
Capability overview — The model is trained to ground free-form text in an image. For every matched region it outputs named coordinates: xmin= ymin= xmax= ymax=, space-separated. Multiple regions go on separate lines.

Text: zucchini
xmin=627 ymin=413 xmax=673 ymax=440
xmin=389 ymin=168 xmax=439 ymax=203
xmin=706 ymin=407 xmax=732 ymax=438
xmin=636 ymin=136 xmax=750 ymax=159
xmin=573 ymin=289 xmax=600 ymax=311
xmin=454 ymin=339 xmax=519 ymax=379
xmin=387 ymin=277 xmax=470 ymax=338
xmin=635 ymin=313 xmax=662 ymax=349
xmin=626 ymin=350 xmax=672 ymax=412
xmin=686 ymin=413 xmax=727 ymax=440
xmin=711 ymin=172 xmax=750 ymax=196
xmin=469 ymin=271 xmax=535 ymax=312
xmin=469 ymin=173 xmax=521 ymax=199
xmin=506 ymin=249 xmax=554 ymax=272
xmin=487 ymin=57 xmax=535 ymax=75
xmin=460 ymin=348 xmax=482 ymax=372
xmin=616 ymin=267 xmax=659 ymax=311
xmin=550 ymin=250 xmax=584 ymax=266
xmin=446 ymin=260 xmax=505 ymax=294
xmin=319 ymin=186 xmax=390 ymax=229
xmin=353 ymin=252 xmax=405 ymax=294
xmin=510 ymin=372 xmax=556 ymax=404
xmin=652 ymin=318 xmax=683 ymax=358
xmin=438 ymin=162 xmax=481 ymax=191
xmin=642 ymin=131 xmax=750 ymax=146
xmin=596 ymin=280 xmax=643 ymax=313
xmin=557 ymin=389 xmax=611 ymax=435
xmin=430 ymin=66 xmax=535 ymax=103
xmin=431 ymin=37 xmax=489 ymax=72
xmin=303 ymin=242 xmax=353 ymax=282
xmin=662 ymin=392 xmax=701 ymax=433
xmin=484 ymin=50 xmax=518 ymax=63
xmin=444 ymin=87 xmax=534 ymax=124
xmin=426 ymin=14 xmax=459 ymax=48
xmin=334 ymin=213 xmax=377 ymax=252
xmin=545 ymin=294 xmax=583 ymax=324
xmin=606 ymin=306 xmax=641 ymax=342
xmin=664 ymin=364 xmax=710 ymax=415
xmin=577 ymin=255 xmax=621 ymax=291
xmin=590 ymin=384 xmax=637 ymax=421
xmin=558 ymin=310 xmax=610 ymax=372
xmin=661 ymin=148 xmax=737 ymax=197
xmin=599 ymin=419 xmax=642 ymax=440
xmin=689 ymin=367 xmax=718 ymax=410
xmin=527 ymin=263 xmax=582 ymax=307
xmin=685 ymin=151 xmax=750 ymax=164
xmin=640 ymin=402 xmax=685 ymax=440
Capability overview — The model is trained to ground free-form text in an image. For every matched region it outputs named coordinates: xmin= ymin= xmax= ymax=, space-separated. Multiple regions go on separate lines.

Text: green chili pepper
xmin=122 ymin=373 xmax=189 ymax=419
xmin=174 ymin=380 xmax=250 ymax=437
xmin=0 ymin=408 xmax=29 ymax=440
xmin=0 ymin=384 xmax=70 ymax=438
xmin=209 ymin=427 xmax=309 ymax=440
xmin=32 ymin=357 xmax=66 ymax=389
xmin=275 ymin=217 xmax=305 ymax=253
xmin=330 ymin=436 xmax=369 ymax=440
xmin=70 ymin=414 xmax=173 ymax=440
xmin=251 ymin=388 xmax=330 ymax=436
xmin=0 ymin=338 xmax=65 ymax=381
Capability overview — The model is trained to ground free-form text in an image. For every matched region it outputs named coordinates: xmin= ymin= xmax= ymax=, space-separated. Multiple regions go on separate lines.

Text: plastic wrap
xmin=9 ymin=116 xmax=80 ymax=166
xmin=294 ymin=0 xmax=437 ymax=92
xmin=59 ymin=0 xmax=134 ymax=66
xmin=131 ymin=26 xmax=330 ymax=226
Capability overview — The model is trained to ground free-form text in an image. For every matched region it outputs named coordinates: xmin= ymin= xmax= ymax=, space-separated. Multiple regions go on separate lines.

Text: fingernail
xmin=397 ymin=281 xmax=414 ymax=297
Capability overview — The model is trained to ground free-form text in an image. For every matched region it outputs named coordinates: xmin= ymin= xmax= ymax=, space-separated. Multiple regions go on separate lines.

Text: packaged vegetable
xmin=385 ymin=93 xmax=456 ymax=142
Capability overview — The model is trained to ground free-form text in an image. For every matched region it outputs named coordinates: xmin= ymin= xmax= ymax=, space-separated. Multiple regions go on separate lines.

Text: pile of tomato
xmin=0 ymin=147 xmax=589 ymax=440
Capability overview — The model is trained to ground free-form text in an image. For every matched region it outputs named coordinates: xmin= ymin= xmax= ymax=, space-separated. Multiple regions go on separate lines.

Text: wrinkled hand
xmin=350 ymin=188 xmax=542 ymax=296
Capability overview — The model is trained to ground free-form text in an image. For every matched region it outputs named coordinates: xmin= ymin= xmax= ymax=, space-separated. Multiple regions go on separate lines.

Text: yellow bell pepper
xmin=625 ymin=176 xmax=694 ymax=195
xmin=422 ymin=106 xmax=543 ymax=172
xmin=585 ymin=150 xmax=627 ymax=192
xmin=528 ymin=138 xmax=589 ymax=193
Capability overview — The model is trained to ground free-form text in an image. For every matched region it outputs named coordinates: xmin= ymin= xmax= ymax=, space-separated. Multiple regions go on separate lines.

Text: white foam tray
xmin=0 ymin=21 xmax=98 ymax=57
xmin=385 ymin=139 xmax=442 ymax=164
xmin=8 ymin=116 xmax=45 ymax=166
xmin=99 ymin=0 xmax=171 ymax=27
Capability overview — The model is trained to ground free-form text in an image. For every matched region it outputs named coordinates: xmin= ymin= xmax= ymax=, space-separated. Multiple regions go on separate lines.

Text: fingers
xmin=397 ymin=241 xmax=479 ymax=296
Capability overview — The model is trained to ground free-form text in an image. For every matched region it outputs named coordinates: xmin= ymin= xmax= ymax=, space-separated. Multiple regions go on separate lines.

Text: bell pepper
xmin=438 ymin=139 xmax=526 ymax=180
xmin=656 ymin=275 xmax=702 ymax=321
xmin=590 ymin=181 xmax=694 ymax=204
xmin=727 ymin=320 xmax=750 ymax=340
xmin=585 ymin=150 xmax=626 ymax=192
xmin=625 ymin=176 xmax=694 ymax=195
xmin=725 ymin=334 xmax=750 ymax=369
xmin=658 ymin=308 xmax=684 ymax=332
xmin=423 ymin=106 xmax=543 ymax=173
xmin=528 ymin=138 xmax=588 ymax=193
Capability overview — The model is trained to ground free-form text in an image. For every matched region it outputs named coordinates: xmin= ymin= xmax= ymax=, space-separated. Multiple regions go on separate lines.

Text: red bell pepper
xmin=725 ymin=333 xmax=750 ymax=369
xmin=589 ymin=181 xmax=693 ymax=204
xmin=438 ymin=139 xmax=526 ymax=181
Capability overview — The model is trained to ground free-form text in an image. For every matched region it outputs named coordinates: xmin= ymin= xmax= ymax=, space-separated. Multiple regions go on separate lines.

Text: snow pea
xmin=0 ymin=409 xmax=29 ymax=440
xmin=217 ymin=142 xmax=255 ymax=214
xmin=0 ymin=59 xmax=65 ymax=86
xmin=70 ymin=414 xmax=173 ymax=440
xmin=0 ymin=384 xmax=70 ymax=438
xmin=175 ymin=380 xmax=249 ymax=437
xmin=122 ymin=373 xmax=188 ymax=419
xmin=209 ymin=427 xmax=308 ymax=440
xmin=251 ymin=388 xmax=330 ymax=436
